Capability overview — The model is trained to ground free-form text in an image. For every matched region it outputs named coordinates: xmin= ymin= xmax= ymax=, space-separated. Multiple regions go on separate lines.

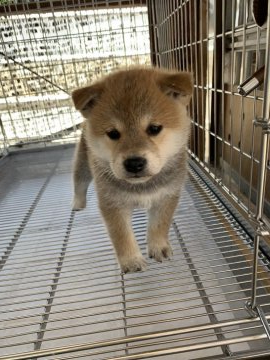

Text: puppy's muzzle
xmin=124 ymin=157 xmax=147 ymax=174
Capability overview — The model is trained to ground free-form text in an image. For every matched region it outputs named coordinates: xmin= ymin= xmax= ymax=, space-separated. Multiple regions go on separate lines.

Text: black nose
xmin=124 ymin=157 xmax=147 ymax=174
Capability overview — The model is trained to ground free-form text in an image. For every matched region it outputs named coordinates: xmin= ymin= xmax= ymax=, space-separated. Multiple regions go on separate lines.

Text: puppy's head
xmin=72 ymin=67 xmax=193 ymax=183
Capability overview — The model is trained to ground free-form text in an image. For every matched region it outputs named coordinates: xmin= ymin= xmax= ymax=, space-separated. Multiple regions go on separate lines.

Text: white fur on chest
xmin=113 ymin=185 xmax=179 ymax=209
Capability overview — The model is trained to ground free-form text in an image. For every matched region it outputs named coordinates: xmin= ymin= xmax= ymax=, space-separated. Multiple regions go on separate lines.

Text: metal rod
xmin=249 ymin=0 xmax=270 ymax=310
xmin=0 ymin=316 xmax=267 ymax=360
xmin=257 ymin=305 xmax=270 ymax=340
xmin=250 ymin=233 xmax=261 ymax=310
xmin=90 ymin=335 xmax=268 ymax=360
xmin=50 ymin=323 xmax=268 ymax=360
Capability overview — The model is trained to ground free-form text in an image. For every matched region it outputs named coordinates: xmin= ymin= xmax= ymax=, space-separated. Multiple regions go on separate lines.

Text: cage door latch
xmin=253 ymin=117 xmax=270 ymax=133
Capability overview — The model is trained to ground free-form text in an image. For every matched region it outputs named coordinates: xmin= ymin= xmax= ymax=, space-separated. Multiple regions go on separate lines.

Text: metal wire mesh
xmin=0 ymin=147 xmax=270 ymax=359
xmin=1 ymin=1 xmax=270 ymax=359
xmin=0 ymin=0 xmax=150 ymax=154
xmin=148 ymin=0 xmax=270 ymax=224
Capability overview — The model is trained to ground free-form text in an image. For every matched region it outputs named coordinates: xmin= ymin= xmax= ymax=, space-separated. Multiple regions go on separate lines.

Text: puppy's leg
xmin=100 ymin=205 xmax=146 ymax=273
xmin=73 ymin=133 xmax=92 ymax=210
xmin=147 ymin=195 xmax=179 ymax=262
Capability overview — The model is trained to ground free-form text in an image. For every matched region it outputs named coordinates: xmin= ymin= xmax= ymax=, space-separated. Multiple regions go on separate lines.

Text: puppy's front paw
xmin=72 ymin=197 xmax=86 ymax=211
xmin=148 ymin=242 xmax=173 ymax=262
xmin=119 ymin=255 xmax=147 ymax=274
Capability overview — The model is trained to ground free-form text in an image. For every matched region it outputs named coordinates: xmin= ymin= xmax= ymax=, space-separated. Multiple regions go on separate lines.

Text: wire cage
xmin=0 ymin=0 xmax=270 ymax=359
xmin=0 ymin=0 xmax=150 ymax=154
xmin=149 ymin=0 xmax=270 ymax=224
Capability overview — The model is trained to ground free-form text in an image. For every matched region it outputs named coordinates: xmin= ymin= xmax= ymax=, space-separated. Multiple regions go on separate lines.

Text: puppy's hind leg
xmin=72 ymin=133 xmax=92 ymax=210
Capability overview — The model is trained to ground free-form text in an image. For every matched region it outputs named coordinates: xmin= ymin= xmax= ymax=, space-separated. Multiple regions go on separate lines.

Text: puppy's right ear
xmin=72 ymin=83 xmax=103 ymax=117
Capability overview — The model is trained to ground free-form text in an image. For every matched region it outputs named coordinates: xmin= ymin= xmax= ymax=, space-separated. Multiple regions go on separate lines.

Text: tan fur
xmin=72 ymin=125 xmax=92 ymax=210
xmin=72 ymin=66 xmax=193 ymax=273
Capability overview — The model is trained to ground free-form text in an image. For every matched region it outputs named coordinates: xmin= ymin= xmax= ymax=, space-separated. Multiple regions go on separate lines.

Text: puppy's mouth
xmin=124 ymin=173 xmax=153 ymax=183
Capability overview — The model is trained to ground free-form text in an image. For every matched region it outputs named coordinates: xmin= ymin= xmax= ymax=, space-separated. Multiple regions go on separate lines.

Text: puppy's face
xmin=72 ymin=68 xmax=193 ymax=183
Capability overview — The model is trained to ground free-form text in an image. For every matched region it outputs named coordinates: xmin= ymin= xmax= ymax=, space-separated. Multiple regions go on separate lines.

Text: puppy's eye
xmin=106 ymin=129 xmax=121 ymax=140
xmin=147 ymin=124 xmax=163 ymax=136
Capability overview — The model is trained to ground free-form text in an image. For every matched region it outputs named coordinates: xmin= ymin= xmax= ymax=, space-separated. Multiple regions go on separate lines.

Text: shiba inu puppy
xmin=72 ymin=67 xmax=193 ymax=273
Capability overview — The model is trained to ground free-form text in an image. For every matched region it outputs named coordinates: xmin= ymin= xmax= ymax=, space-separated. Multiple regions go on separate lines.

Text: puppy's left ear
xmin=158 ymin=71 xmax=193 ymax=106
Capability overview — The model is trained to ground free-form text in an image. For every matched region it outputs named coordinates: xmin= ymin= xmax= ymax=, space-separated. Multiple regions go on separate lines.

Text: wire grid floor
xmin=0 ymin=147 xmax=270 ymax=360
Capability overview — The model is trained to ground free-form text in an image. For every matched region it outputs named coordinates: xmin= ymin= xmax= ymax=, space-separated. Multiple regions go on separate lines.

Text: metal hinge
xmin=253 ymin=118 xmax=270 ymax=133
